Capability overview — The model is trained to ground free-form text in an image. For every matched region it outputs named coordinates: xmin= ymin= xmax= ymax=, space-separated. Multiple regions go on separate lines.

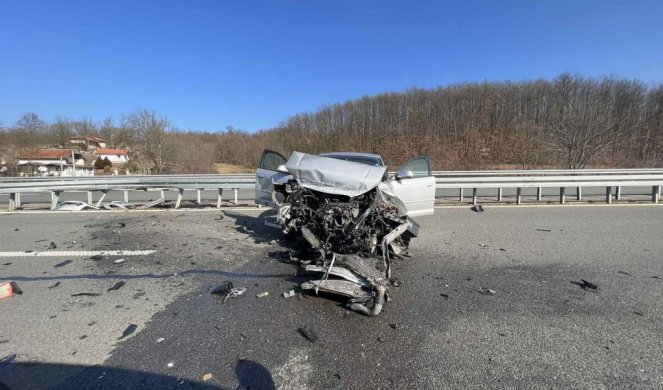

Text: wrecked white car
xmin=255 ymin=150 xmax=435 ymax=316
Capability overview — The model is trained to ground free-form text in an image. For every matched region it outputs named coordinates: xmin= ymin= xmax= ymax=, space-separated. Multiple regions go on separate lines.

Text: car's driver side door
xmin=255 ymin=150 xmax=287 ymax=206
xmin=388 ymin=156 xmax=435 ymax=216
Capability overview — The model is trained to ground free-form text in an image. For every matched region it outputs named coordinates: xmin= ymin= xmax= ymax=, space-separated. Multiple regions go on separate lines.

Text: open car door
xmin=255 ymin=150 xmax=287 ymax=206
xmin=388 ymin=156 xmax=435 ymax=216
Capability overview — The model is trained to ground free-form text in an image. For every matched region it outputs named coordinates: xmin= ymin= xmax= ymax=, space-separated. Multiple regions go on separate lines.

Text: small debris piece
xmin=48 ymin=242 xmax=57 ymax=249
xmin=0 ymin=354 xmax=17 ymax=369
xmin=107 ymin=281 xmax=126 ymax=291
xmin=377 ymin=336 xmax=385 ymax=343
xmin=389 ymin=323 xmax=399 ymax=330
xmin=0 ymin=282 xmax=22 ymax=300
xmin=48 ymin=282 xmax=61 ymax=289
xmin=14 ymin=228 xmax=19 ymax=231
xmin=571 ymin=279 xmax=598 ymax=292
xmin=90 ymin=255 xmax=103 ymax=261
xmin=282 ymin=289 xmax=296 ymax=298
xmin=203 ymin=373 xmax=213 ymax=381
xmin=499 ymin=248 xmax=507 ymax=252
xmin=471 ymin=205 xmax=484 ymax=212
xmin=478 ymin=287 xmax=496 ymax=295
xmin=71 ymin=292 xmax=101 ymax=297
xmin=113 ymin=258 xmax=126 ymax=264
xmin=2 ymin=263 xmax=11 ymax=266
xmin=54 ymin=260 xmax=73 ymax=268
xmin=298 ymin=326 xmax=318 ymax=343
xmin=633 ymin=311 xmax=644 ymax=316
xmin=239 ymin=333 xmax=248 ymax=341
xmin=536 ymin=229 xmax=552 ymax=232
xmin=167 ymin=362 xmax=174 ymax=368
xmin=210 ymin=281 xmax=234 ymax=295
xmin=440 ymin=293 xmax=449 ymax=298
xmin=119 ymin=324 xmax=138 ymax=339
xmin=156 ymin=337 xmax=165 ymax=343
xmin=478 ymin=243 xmax=488 ymax=248
xmin=652 ymin=276 xmax=661 ymax=279
xmin=228 ymin=287 xmax=247 ymax=297
xmin=214 ymin=215 xmax=224 ymax=221
xmin=256 ymin=291 xmax=269 ymax=298
xmin=88 ymin=321 xmax=96 ymax=326
xmin=617 ymin=270 xmax=631 ymax=276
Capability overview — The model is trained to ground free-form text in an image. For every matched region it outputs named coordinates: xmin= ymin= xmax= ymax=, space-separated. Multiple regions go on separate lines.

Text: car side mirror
xmin=395 ymin=169 xmax=414 ymax=180
xmin=277 ymin=164 xmax=289 ymax=173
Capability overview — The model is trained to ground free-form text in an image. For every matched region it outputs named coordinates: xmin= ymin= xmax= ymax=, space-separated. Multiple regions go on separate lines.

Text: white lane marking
xmin=0 ymin=250 xmax=156 ymax=257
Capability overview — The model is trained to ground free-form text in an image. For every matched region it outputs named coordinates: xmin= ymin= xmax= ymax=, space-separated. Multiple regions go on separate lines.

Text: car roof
xmin=319 ymin=152 xmax=383 ymax=159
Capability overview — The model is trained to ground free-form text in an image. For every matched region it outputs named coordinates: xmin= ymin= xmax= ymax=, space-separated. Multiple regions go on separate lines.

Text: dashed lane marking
xmin=0 ymin=250 xmax=156 ymax=257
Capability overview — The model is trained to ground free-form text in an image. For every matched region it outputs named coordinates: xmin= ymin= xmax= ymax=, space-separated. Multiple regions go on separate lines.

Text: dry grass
xmin=213 ymin=163 xmax=254 ymax=174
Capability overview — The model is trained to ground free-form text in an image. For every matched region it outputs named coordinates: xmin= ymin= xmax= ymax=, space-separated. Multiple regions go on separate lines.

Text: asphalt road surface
xmin=1 ymin=205 xmax=662 ymax=389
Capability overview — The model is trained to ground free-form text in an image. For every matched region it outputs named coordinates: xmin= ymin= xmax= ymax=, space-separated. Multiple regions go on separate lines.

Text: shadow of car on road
xmin=0 ymin=359 xmax=275 ymax=390
xmin=221 ymin=210 xmax=280 ymax=245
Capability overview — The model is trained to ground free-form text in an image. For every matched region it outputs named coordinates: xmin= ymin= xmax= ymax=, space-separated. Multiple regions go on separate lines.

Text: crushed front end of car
xmin=272 ymin=152 xmax=420 ymax=316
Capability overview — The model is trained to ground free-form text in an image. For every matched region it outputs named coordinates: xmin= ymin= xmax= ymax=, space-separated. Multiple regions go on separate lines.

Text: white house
xmin=17 ymin=149 xmax=94 ymax=176
xmin=94 ymin=148 xmax=129 ymax=164
xmin=69 ymin=135 xmax=106 ymax=150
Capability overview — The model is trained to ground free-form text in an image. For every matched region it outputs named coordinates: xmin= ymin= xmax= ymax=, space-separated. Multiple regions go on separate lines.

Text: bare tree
xmin=126 ymin=109 xmax=172 ymax=174
xmin=15 ymin=112 xmax=45 ymax=133
xmin=49 ymin=117 xmax=72 ymax=148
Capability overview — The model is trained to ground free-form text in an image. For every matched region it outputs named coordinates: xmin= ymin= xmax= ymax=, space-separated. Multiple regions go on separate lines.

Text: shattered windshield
xmin=324 ymin=155 xmax=384 ymax=167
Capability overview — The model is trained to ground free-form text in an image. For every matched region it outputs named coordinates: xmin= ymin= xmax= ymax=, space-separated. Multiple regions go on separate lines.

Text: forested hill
xmin=2 ymin=73 xmax=663 ymax=173
xmin=235 ymin=73 xmax=663 ymax=170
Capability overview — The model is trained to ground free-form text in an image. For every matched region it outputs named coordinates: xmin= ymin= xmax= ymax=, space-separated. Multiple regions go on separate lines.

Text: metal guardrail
xmin=1 ymin=169 xmax=661 ymax=211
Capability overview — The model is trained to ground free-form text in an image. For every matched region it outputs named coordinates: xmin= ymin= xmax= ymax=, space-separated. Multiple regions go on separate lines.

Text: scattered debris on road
xmin=71 ymin=292 xmax=101 ymax=297
xmin=298 ymin=326 xmax=318 ymax=343
xmin=53 ymin=260 xmax=73 ymax=268
xmin=571 ymin=279 xmax=598 ymax=292
xmin=90 ymin=255 xmax=103 ymax=261
xmin=48 ymin=282 xmax=61 ymax=289
xmin=633 ymin=311 xmax=645 ymax=316
xmin=210 ymin=281 xmax=234 ymax=296
xmin=156 ymin=337 xmax=165 ymax=343
xmin=167 ymin=362 xmax=174 ymax=368
xmin=107 ymin=281 xmax=126 ymax=291
xmin=536 ymin=228 xmax=552 ymax=232
xmin=617 ymin=270 xmax=631 ymax=276
xmin=0 ymin=282 xmax=22 ymax=300
xmin=282 ymin=289 xmax=296 ymax=298
xmin=256 ymin=291 xmax=269 ymax=298
xmin=478 ymin=287 xmax=497 ymax=295
xmin=471 ymin=204 xmax=484 ymax=212
xmin=48 ymin=241 xmax=57 ymax=249
xmin=202 ymin=373 xmax=213 ymax=381
xmin=113 ymin=258 xmax=126 ymax=264
xmin=119 ymin=324 xmax=138 ymax=339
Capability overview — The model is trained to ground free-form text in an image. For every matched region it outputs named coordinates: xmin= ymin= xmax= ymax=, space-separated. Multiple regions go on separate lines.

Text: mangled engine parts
xmin=274 ymin=178 xmax=419 ymax=316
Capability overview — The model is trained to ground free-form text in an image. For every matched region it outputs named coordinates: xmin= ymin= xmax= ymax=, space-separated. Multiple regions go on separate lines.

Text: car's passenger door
xmin=388 ymin=156 xmax=435 ymax=216
xmin=255 ymin=150 xmax=287 ymax=206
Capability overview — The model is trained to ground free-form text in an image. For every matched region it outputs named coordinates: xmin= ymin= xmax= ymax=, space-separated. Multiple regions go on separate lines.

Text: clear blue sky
xmin=1 ymin=0 xmax=662 ymax=132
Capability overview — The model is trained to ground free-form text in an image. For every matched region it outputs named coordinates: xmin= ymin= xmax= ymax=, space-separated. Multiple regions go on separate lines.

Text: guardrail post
xmin=160 ymin=189 xmax=165 ymax=200
xmin=536 ymin=187 xmax=542 ymax=201
xmin=15 ymin=192 xmax=21 ymax=208
xmin=576 ymin=187 xmax=582 ymax=201
xmin=217 ymin=189 xmax=223 ymax=209
xmin=123 ymin=190 xmax=129 ymax=203
xmin=560 ymin=188 xmax=566 ymax=204
xmin=234 ymin=188 xmax=239 ymax=205
xmin=459 ymin=188 xmax=463 ymax=202
xmin=605 ymin=186 xmax=612 ymax=204
xmin=51 ymin=191 xmax=61 ymax=210
xmin=472 ymin=188 xmax=477 ymax=205
xmin=8 ymin=193 xmax=16 ymax=211
xmin=87 ymin=191 xmax=93 ymax=205
xmin=653 ymin=186 xmax=660 ymax=204
xmin=615 ymin=186 xmax=621 ymax=200
xmin=516 ymin=188 xmax=522 ymax=205
xmin=196 ymin=189 xmax=202 ymax=205
xmin=95 ymin=190 xmax=108 ymax=207
xmin=175 ymin=189 xmax=184 ymax=209
xmin=497 ymin=188 xmax=503 ymax=202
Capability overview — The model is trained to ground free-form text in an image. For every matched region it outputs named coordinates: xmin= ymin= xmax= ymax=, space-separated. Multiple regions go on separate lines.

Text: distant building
xmin=93 ymin=148 xmax=129 ymax=164
xmin=16 ymin=149 xmax=94 ymax=176
xmin=69 ymin=135 xmax=106 ymax=150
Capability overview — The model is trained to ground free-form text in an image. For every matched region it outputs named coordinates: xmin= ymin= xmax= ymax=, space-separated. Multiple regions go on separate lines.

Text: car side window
xmin=400 ymin=157 xmax=431 ymax=177
xmin=260 ymin=151 xmax=286 ymax=171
